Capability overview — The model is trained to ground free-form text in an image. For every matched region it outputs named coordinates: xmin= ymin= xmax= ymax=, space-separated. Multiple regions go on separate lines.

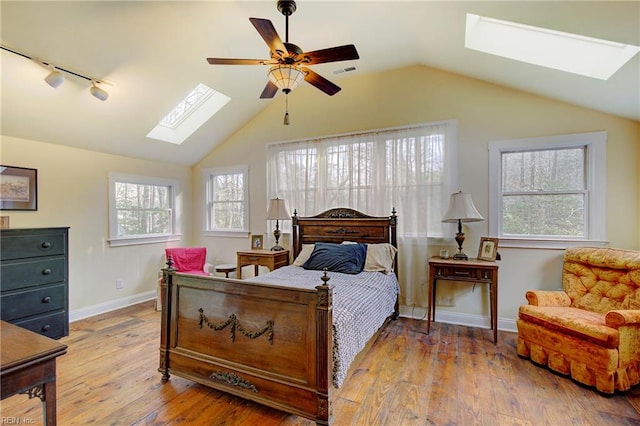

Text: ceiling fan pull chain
xmin=283 ymin=94 xmax=290 ymax=125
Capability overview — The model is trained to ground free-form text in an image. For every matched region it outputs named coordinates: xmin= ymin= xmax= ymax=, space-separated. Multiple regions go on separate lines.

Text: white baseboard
xmin=399 ymin=305 xmax=517 ymax=333
xmin=69 ymin=290 xmax=157 ymax=323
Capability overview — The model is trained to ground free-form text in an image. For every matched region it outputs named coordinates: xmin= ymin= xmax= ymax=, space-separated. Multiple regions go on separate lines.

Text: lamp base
xmin=270 ymin=245 xmax=285 ymax=251
xmin=453 ymin=252 xmax=468 ymax=260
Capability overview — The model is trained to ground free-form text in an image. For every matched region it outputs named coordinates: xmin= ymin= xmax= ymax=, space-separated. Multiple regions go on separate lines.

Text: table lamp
xmin=441 ymin=191 xmax=484 ymax=260
xmin=266 ymin=197 xmax=291 ymax=251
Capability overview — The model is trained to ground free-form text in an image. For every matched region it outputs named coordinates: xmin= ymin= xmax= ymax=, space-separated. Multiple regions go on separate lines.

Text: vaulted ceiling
xmin=2 ymin=1 xmax=638 ymax=166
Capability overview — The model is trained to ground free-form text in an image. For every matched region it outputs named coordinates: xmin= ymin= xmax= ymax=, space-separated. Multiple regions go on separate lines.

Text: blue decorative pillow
xmin=302 ymin=242 xmax=367 ymax=274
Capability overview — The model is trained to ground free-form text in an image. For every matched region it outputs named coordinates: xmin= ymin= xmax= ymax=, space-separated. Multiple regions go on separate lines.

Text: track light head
xmin=90 ymin=82 xmax=108 ymax=101
xmin=44 ymin=69 xmax=64 ymax=88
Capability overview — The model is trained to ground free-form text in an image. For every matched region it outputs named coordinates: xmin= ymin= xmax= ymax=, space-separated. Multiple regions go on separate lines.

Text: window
xmin=267 ymin=121 xmax=457 ymax=237
xmin=108 ymin=173 xmax=180 ymax=247
xmin=488 ymin=131 xmax=606 ymax=248
xmin=203 ymin=166 xmax=249 ymax=236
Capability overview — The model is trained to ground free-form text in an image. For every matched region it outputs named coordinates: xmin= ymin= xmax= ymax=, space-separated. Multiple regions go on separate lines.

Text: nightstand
xmin=427 ymin=257 xmax=499 ymax=343
xmin=236 ymin=249 xmax=289 ymax=279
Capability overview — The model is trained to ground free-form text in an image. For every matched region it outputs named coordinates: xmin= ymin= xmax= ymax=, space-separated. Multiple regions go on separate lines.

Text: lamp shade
xmin=268 ymin=65 xmax=305 ymax=93
xmin=266 ymin=197 xmax=291 ymax=220
xmin=442 ymin=191 xmax=484 ymax=223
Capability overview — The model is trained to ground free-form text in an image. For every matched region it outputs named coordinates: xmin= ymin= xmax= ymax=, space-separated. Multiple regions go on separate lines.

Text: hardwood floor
xmin=1 ymin=301 xmax=639 ymax=425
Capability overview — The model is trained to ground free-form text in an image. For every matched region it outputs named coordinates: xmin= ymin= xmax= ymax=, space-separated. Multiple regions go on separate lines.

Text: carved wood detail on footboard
xmin=158 ymin=267 xmax=334 ymax=425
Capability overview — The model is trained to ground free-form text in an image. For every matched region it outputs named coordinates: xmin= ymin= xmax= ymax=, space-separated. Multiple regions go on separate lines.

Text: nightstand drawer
xmin=437 ymin=266 xmax=493 ymax=281
xmin=0 ymin=257 xmax=67 ymax=291
xmin=1 ymin=283 xmax=66 ymax=321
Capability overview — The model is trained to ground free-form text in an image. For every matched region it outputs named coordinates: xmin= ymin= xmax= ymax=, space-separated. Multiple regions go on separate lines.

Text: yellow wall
xmin=1 ymin=64 xmax=638 ymax=328
xmin=0 ymin=136 xmax=192 ymax=316
xmin=194 ymin=65 xmax=640 ymax=327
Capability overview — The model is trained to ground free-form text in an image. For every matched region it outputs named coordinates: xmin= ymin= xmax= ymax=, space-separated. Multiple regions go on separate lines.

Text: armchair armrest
xmin=605 ymin=310 xmax=640 ymax=328
xmin=525 ymin=290 xmax=571 ymax=307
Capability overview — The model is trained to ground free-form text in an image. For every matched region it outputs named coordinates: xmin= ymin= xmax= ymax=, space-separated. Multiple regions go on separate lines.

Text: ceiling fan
xmin=206 ymin=0 xmax=359 ymax=99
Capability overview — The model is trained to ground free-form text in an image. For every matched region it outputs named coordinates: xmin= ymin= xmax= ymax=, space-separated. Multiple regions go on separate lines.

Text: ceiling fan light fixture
xmin=44 ymin=69 xmax=64 ymax=88
xmin=268 ymin=65 xmax=305 ymax=93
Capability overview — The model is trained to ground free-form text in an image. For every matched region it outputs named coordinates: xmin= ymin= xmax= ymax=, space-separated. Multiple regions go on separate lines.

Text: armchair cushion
xmin=165 ymin=247 xmax=209 ymax=275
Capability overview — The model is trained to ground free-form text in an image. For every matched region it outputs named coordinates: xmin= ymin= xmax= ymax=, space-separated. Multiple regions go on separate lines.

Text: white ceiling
xmin=1 ymin=1 xmax=638 ymax=166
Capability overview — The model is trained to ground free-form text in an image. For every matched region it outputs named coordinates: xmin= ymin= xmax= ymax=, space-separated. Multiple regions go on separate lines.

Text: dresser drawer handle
xmin=41 ymin=241 xmax=52 ymax=249
xmin=42 ymin=296 xmax=52 ymax=303
xmin=248 ymin=257 xmax=259 ymax=261
xmin=41 ymin=324 xmax=51 ymax=332
xmin=454 ymin=271 xmax=470 ymax=276
xmin=42 ymin=268 xmax=52 ymax=275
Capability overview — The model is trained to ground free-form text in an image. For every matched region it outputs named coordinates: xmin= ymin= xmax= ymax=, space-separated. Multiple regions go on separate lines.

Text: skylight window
xmin=147 ymin=83 xmax=230 ymax=144
xmin=465 ymin=13 xmax=640 ymax=80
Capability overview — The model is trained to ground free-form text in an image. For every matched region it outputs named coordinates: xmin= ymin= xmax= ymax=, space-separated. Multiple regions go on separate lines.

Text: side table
xmin=0 ymin=320 xmax=68 ymax=425
xmin=427 ymin=257 xmax=499 ymax=343
xmin=236 ymin=249 xmax=289 ymax=279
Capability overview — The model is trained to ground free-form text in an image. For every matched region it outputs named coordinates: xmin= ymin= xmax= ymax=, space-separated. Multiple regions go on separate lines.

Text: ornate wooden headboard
xmin=292 ymin=207 xmax=398 ymax=271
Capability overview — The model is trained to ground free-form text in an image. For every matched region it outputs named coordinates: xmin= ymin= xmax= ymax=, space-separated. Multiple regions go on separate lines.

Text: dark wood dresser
xmin=0 ymin=227 xmax=69 ymax=339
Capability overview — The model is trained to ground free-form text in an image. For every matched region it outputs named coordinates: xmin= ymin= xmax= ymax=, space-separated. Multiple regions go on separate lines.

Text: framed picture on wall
xmin=477 ymin=237 xmax=499 ymax=261
xmin=0 ymin=165 xmax=37 ymax=211
xmin=251 ymin=234 xmax=264 ymax=250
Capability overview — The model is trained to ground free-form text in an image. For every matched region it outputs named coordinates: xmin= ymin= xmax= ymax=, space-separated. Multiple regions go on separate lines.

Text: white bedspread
xmin=245 ymin=265 xmax=399 ymax=388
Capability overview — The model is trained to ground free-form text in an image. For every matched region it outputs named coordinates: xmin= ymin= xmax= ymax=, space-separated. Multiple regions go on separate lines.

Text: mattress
xmin=245 ymin=265 xmax=399 ymax=388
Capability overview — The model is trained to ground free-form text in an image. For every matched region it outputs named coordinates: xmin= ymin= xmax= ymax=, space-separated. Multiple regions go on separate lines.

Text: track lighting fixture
xmin=1 ymin=44 xmax=111 ymax=101
xmin=90 ymin=82 xmax=109 ymax=101
xmin=44 ymin=69 xmax=64 ymax=88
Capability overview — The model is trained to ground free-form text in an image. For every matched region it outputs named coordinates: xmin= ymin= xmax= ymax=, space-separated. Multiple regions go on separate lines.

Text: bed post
xmin=315 ymin=270 xmax=333 ymax=425
xmin=158 ymin=257 xmax=176 ymax=382
xmin=390 ymin=208 xmax=400 ymax=319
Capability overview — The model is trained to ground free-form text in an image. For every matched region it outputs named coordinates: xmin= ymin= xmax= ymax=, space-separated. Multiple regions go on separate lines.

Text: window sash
xmin=204 ymin=166 xmax=249 ymax=233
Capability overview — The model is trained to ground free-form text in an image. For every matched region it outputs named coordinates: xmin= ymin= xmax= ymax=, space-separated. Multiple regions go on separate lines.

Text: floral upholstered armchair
xmin=517 ymin=247 xmax=640 ymax=393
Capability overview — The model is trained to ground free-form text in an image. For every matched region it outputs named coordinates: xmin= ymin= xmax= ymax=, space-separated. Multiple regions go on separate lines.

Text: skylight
xmin=465 ymin=13 xmax=640 ymax=80
xmin=147 ymin=83 xmax=230 ymax=144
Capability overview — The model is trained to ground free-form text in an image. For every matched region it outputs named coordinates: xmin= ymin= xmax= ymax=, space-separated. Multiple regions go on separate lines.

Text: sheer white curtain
xmin=267 ymin=121 xmax=457 ymax=307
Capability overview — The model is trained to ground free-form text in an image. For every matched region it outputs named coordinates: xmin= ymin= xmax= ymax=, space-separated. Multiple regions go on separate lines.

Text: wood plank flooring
xmin=1 ymin=301 xmax=638 ymax=425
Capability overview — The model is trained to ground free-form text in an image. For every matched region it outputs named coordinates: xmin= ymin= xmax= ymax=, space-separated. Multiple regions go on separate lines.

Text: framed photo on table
xmin=478 ymin=237 xmax=499 ymax=261
xmin=0 ymin=165 xmax=37 ymax=211
xmin=251 ymin=234 xmax=264 ymax=250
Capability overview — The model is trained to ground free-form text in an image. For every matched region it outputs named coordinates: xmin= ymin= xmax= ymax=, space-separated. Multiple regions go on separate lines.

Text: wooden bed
xmin=158 ymin=208 xmax=398 ymax=425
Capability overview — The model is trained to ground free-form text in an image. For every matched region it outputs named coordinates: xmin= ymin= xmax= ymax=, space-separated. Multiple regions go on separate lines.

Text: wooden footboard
xmin=159 ymin=268 xmax=335 ymax=424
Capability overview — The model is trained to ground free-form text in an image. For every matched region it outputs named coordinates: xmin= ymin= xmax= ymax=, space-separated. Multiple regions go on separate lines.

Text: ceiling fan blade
xmin=249 ymin=18 xmax=287 ymax=57
xmin=301 ymin=44 xmax=359 ymax=65
xmin=260 ymin=81 xmax=279 ymax=99
xmin=207 ymin=58 xmax=271 ymax=65
xmin=300 ymin=67 xmax=341 ymax=96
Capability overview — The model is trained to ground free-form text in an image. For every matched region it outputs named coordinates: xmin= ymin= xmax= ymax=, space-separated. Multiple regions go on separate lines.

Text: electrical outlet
xmin=116 ymin=278 xmax=124 ymax=289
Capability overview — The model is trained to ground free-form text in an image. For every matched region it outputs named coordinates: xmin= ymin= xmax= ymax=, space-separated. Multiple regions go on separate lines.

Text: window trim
xmin=488 ymin=131 xmax=607 ymax=249
xmin=202 ymin=165 xmax=250 ymax=237
xmin=107 ymin=172 xmax=181 ymax=247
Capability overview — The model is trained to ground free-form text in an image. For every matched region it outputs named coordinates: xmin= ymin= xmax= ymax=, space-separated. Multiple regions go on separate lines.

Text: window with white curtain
xmin=267 ymin=121 xmax=458 ymax=307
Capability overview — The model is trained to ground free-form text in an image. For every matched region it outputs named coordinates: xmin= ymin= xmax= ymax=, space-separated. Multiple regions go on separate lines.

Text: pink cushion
xmin=165 ymin=247 xmax=207 ymax=275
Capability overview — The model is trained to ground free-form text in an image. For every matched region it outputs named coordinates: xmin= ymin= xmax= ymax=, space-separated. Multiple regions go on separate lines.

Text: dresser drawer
xmin=1 ymin=283 xmax=66 ymax=321
xmin=0 ymin=231 xmax=67 ymax=260
xmin=12 ymin=311 xmax=68 ymax=339
xmin=0 ymin=257 xmax=67 ymax=291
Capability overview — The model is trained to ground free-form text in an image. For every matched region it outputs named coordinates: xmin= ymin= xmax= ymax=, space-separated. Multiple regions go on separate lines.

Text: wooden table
xmin=236 ymin=249 xmax=289 ymax=279
xmin=0 ymin=320 xmax=67 ymax=425
xmin=427 ymin=257 xmax=499 ymax=343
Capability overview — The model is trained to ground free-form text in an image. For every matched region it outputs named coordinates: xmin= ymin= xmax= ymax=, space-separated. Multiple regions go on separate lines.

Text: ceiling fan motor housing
xmin=277 ymin=0 xmax=297 ymax=16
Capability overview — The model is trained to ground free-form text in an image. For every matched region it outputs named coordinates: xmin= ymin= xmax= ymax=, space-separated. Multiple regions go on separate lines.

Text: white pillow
xmin=293 ymin=244 xmax=315 ymax=266
xmin=363 ymin=243 xmax=397 ymax=273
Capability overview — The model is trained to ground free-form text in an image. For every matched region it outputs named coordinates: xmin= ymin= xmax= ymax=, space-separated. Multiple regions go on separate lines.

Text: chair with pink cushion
xmin=164 ymin=247 xmax=212 ymax=276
